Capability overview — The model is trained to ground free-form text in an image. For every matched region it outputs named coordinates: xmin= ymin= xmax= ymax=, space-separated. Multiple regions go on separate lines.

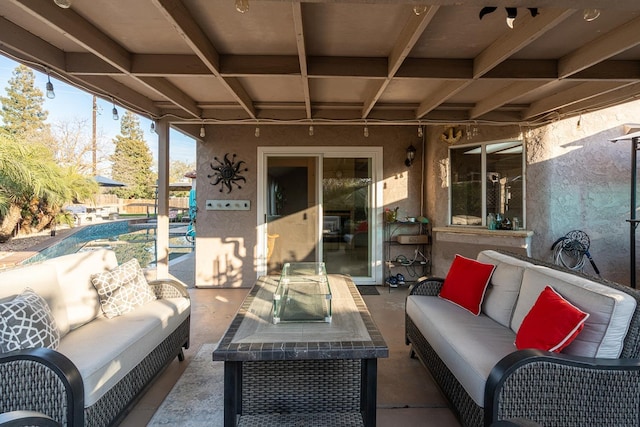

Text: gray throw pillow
xmin=90 ymin=258 xmax=156 ymax=319
xmin=0 ymin=288 xmax=60 ymax=353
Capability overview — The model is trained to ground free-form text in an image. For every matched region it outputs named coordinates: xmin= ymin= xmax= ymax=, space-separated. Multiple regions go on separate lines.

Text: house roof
xmin=2 ymin=0 xmax=640 ymax=138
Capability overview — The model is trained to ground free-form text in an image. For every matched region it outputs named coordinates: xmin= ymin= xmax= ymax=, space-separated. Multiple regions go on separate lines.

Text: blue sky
xmin=0 ymin=55 xmax=196 ymax=171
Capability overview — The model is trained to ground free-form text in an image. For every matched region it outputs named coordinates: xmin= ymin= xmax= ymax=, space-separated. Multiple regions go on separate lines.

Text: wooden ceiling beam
xmin=416 ymin=80 xmax=470 ymax=118
xmin=559 ymin=14 xmax=640 ymax=78
xmin=474 ymin=9 xmax=576 ymax=78
xmin=11 ymin=0 xmax=201 ymax=118
xmin=0 ymin=17 xmax=160 ymax=117
xmin=152 ymin=0 xmax=256 ymax=119
xmin=77 ymin=75 xmax=162 ymax=116
xmin=292 ymin=2 xmax=311 ymax=119
xmin=64 ymin=53 xmax=640 ymax=83
xmin=557 ymin=82 xmax=640 ymax=117
xmin=362 ymin=5 xmax=439 ymax=118
xmin=0 ymin=17 xmax=65 ymax=71
xmin=470 ymin=81 xmax=546 ymax=119
xmin=523 ymin=81 xmax=634 ymax=119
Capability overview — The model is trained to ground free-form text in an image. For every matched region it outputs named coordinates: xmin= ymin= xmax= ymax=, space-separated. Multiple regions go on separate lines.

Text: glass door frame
xmin=256 ymin=146 xmax=383 ymax=285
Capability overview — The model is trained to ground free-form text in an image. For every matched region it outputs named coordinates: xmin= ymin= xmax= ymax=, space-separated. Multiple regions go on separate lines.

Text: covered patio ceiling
xmin=1 ymin=0 xmax=640 ymax=139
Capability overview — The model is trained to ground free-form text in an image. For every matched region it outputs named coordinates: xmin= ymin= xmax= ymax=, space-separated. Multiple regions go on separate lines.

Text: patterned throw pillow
xmin=90 ymin=258 xmax=156 ymax=319
xmin=0 ymin=288 xmax=60 ymax=353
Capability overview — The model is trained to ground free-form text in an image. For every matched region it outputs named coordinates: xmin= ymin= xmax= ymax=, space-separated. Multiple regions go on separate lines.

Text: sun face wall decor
xmin=208 ymin=153 xmax=248 ymax=193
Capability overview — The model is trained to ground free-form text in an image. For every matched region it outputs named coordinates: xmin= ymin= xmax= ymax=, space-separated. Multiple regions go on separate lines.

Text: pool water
xmin=22 ymin=220 xmax=193 ymax=267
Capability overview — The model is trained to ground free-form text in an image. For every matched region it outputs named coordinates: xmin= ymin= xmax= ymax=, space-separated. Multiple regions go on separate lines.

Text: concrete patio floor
xmin=119 ymin=253 xmax=460 ymax=426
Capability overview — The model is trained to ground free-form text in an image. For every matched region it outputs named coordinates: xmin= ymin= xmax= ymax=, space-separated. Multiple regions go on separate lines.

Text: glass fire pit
xmin=272 ymin=262 xmax=332 ymax=324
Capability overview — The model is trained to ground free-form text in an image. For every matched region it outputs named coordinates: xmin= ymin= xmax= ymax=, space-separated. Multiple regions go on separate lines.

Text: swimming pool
xmin=22 ymin=220 xmax=192 ymax=267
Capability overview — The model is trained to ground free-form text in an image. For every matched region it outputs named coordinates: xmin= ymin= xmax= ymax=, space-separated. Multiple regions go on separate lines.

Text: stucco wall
xmin=194 ymin=125 xmax=423 ymax=287
xmin=425 ymin=101 xmax=639 ymax=286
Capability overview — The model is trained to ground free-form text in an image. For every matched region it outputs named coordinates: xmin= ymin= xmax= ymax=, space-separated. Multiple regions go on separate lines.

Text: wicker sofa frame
xmin=405 ymin=251 xmax=640 ymax=427
xmin=0 ymin=279 xmax=190 ymax=427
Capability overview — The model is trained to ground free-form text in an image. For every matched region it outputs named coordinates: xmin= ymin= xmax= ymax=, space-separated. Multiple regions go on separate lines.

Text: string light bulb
xmin=150 ymin=121 xmax=156 ymax=133
xmin=364 ymin=122 xmax=369 ymax=138
xmin=235 ymin=0 xmax=249 ymax=13
xmin=200 ymin=123 xmax=206 ymax=138
xmin=309 ymin=124 xmax=314 ymax=136
xmin=413 ymin=5 xmax=428 ymax=16
xmin=417 ymin=125 xmax=423 ymax=138
xmin=54 ymin=0 xmax=72 ymax=8
xmin=111 ymin=100 xmax=119 ymax=121
xmin=255 ymin=125 xmax=260 ymax=138
xmin=583 ymin=9 xmax=601 ymax=21
xmin=45 ymin=72 xmax=55 ymax=99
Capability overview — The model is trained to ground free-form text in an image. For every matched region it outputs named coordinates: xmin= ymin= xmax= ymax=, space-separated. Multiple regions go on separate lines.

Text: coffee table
xmin=213 ymin=273 xmax=388 ymax=427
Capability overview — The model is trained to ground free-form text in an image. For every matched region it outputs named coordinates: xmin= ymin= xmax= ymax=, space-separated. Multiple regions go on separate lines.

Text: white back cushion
xmin=512 ymin=266 xmax=636 ymax=358
xmin=44 ymin=249 xmax=118 ymax=330
xmin=477 ymin=250 xmax=532 ymax=328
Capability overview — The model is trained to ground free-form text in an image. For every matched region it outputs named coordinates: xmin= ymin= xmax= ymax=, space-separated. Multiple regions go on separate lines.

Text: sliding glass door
xmin=258 ymin=147 xmax=382 ymax=284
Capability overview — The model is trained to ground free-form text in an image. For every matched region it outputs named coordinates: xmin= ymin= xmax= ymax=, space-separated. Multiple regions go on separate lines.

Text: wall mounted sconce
xmin=405 ymin=144 xmax=417 ymax=167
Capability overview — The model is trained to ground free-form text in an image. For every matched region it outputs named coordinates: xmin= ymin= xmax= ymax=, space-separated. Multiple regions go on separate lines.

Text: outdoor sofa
xmin=406 ymin=249 xmax=640 ymax=427
xmin=0 ymin=249 xmax=191 ymax=426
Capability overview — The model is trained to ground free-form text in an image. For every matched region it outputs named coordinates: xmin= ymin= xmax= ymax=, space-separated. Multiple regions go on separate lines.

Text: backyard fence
xmin=89 ymin=195 xmax=189 ymax=215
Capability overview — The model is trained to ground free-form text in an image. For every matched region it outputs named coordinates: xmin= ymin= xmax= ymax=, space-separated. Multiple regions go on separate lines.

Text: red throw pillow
xmin=515 ymin=286 xmax=590 ymax=352
xmin=439 ymin=254 xmax=496 ymax=315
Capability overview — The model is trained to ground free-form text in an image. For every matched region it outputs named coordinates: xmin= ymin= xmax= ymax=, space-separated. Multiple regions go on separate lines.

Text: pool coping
xmin=0 ymin=226 xmax=82 ymax=269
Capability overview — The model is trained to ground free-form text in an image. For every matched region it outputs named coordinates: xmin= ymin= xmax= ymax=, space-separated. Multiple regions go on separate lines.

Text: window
xmin=450 ymin=140 xmax=524 ymax=228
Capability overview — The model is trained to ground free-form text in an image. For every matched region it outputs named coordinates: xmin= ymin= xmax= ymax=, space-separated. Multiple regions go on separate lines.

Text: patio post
xmin=631 ymin=136 xmax=639 ymax=289
xmin=156 ymin=118 xmax=170 ymax=279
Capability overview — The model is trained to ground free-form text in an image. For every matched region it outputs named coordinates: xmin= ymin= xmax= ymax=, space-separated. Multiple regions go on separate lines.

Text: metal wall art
xmin=208 ymin=153 xmax=248 ymax=193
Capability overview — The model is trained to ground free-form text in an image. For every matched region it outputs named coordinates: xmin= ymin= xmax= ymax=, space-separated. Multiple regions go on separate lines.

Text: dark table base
xmin=224 ymin=358 xmax=378 ymax=427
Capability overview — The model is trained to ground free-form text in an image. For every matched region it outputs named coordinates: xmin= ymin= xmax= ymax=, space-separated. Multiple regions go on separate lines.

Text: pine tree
xmin=0 ymin=65 xmax=48 ymax=138
xmin=111 ymin=111 xmax=155 ymax=198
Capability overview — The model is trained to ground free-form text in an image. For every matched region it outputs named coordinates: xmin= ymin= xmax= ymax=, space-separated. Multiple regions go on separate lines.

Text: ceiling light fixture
xmin=45 ymin=70 xmax=55 ymax=99
xmin=235 ymin=0 xmax=249 ymax=13
xmin=583 ymin=9 xmax=601 ymax=22
xmin=54 ymin=0 xmax=72 ymax=8
xmin=413 ymin=5 xmax=428 ymax=16
xmin=111 ymin=100 xmax=119 ymax=121
xmin=405 ymin=145 xmax=417 ymax=167
xmin=505 ymin=8 xmax=517 ymax=29
xmin=479 ymin=7 xmax=538 ymax=29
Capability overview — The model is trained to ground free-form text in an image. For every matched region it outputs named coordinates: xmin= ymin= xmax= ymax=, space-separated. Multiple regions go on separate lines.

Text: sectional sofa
xmin=406 ymin=250 xmax=640 ymax=427
xmin=0 ymin=249 xmax=191 ymax=426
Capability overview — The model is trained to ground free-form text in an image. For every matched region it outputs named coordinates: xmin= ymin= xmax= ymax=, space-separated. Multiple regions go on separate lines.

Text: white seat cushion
xmin=57 ymin=297 xmax=190 ymax=406
xmin=511 ymin=266 xmax=636 ymax=358
xmin=407 ymin=295 xmax=516 ymax=407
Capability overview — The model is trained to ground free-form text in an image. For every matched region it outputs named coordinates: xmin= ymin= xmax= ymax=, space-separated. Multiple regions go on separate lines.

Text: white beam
xmin=474 ymin=9 xmax=575 ymax=78
xmin=152 ymin=0 xmax=256 ymax=119
xmin=559 ymin=14 xmax=640 ymax=78
xmin=523 ymin=81 xmax=633 ymax=119
xmin=11 ymin=0 xmax=201 ymax=118
xmin=416 ymin=81 xmax=470 ymax=118
xmin=362 ymin=5 xmax=439 ymax=118
xmin=471 ymin=81 xmax=544 ymax=119
xmin=292 ymin=2 xmax=312 ymax=119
